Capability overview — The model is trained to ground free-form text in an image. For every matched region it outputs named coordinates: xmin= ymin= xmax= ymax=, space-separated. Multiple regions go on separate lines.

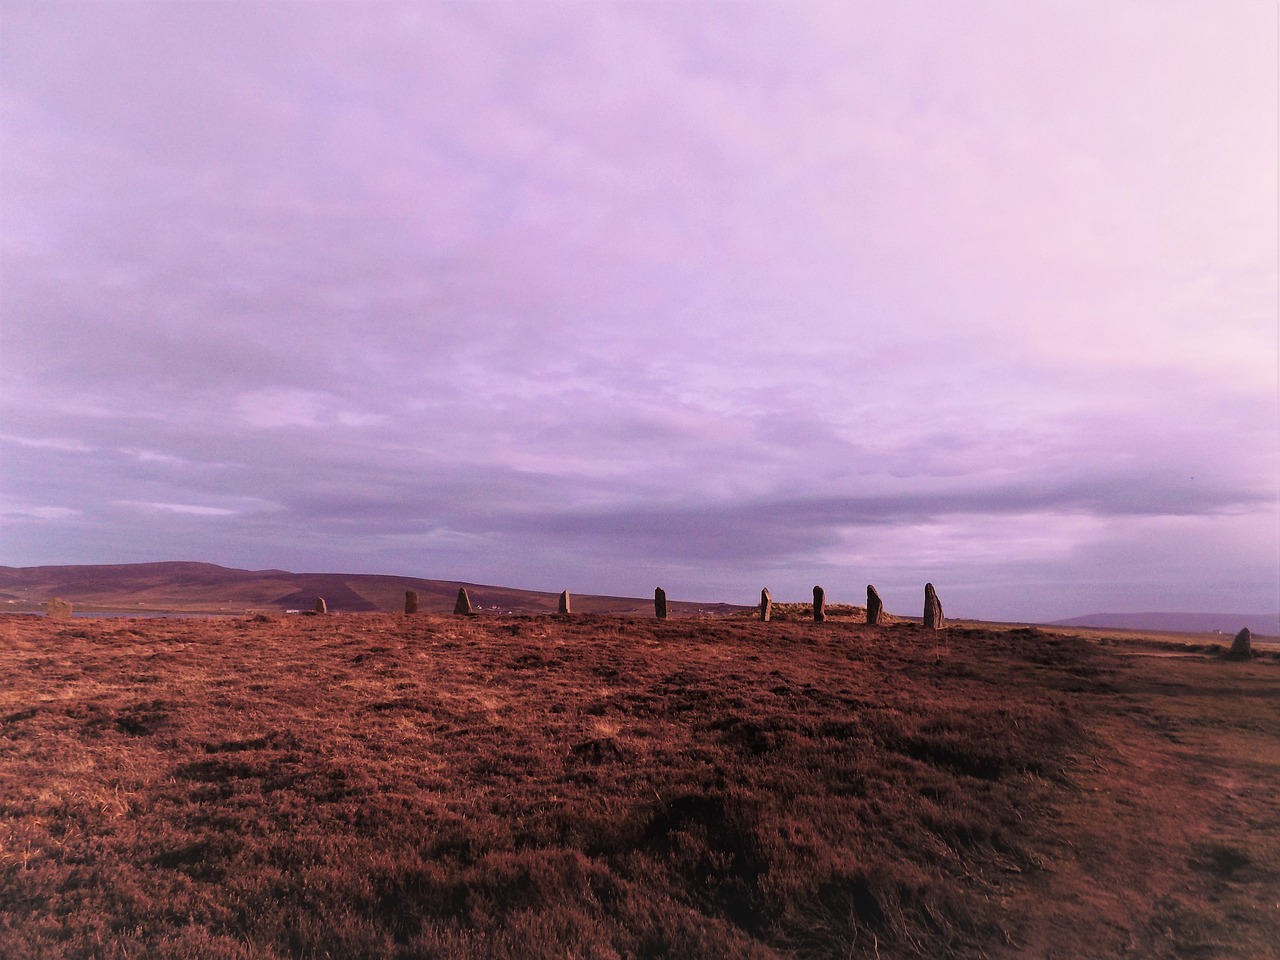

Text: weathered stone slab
xmin=813 ymin=585 xmax=826 ymax=622
xmin=404 ymin=590 xmax=419 ymax=615
xmin=654 ymin=587 xmax=668 ymax=620
xmin=314 ymin=597 xmax=327 ymax=615
xmin=867 ymin=585 xmax=883 ymax=626
xmin=454 ymin=588 xmax=473 ymax=615
xmin=923 ymin=583 xmax=943 ymax=630
xmin=759 ymin=588 xmax=772 ymax=622
xmin=1231 ymin=627 xmax=1252 ymax=656
xmin=46 ymin=597 xmax=73 ymax=620
xmin=557 ymin=590 xmax=571 ymax=616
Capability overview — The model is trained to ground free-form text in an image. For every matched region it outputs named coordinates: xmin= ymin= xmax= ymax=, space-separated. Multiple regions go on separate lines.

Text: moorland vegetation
xmin=0 ymin=612 xmax=1276 ymax=959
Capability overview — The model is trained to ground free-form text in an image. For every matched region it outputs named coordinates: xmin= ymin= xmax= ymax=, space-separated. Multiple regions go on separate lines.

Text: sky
xmin=2 ymin=1 xmax=1277 ymax=622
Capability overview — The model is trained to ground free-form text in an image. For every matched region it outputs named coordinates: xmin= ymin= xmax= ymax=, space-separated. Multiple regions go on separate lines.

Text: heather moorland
xmin=1 ymin=611 xmax=1276 ymax=959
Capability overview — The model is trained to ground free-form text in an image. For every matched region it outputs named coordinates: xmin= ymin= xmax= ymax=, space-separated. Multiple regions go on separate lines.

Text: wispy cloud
xmin=114 ymin=502 xmax=242 ymax=517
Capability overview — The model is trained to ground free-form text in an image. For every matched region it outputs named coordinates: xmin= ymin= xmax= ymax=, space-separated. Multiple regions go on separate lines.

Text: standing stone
xmin=813 ymin=585 xmax=826 ymax=622
xmin=314 ymin=597 xmax=327 ymax=615
xmin=1231 ymin=627 xmax=1252 ymax=656
xmin=454 ymin=587 xmax=473 ymax=616
xmin=759 ymin=588 xmax=772 ymax=622
xmin=45 ymin=597 xmax=73 ymax=620
xmin=404 ymin=590 xmax=419 ymax=615
xmin=557 ymin=590 xmax=571 ymax=616
xmin=866 ymin=585 xmax=883 ymax=626
xmin=923 ymin=583 xmax=943 ymax=630
xmin=654 ymin=587 xmax=668 ymax=620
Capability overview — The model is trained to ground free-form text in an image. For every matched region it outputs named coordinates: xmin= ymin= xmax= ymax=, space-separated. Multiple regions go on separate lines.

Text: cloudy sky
xmin=2 ymin=2 xmax=1276 ymax=621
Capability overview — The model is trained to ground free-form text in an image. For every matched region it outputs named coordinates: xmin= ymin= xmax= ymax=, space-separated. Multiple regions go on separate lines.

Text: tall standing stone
xmin=46 ymin=597 xmax=73 ymax=620
xmin=1231 ymin=627 xmax=1252 ymax=656
xmin=759 ymin=588 xmax=772 ymax=622
xmin=404 ymin=590 xmax=419 ymax=615
xmin=314 ymin=597 xmax=327 ymax=615
xmin=866 ymin=585 xmax=883 ymax=626
xmin=654 ymin=587 xmax=668 ymax=620
xmin=557 ymin=590 xmax=571 ymax=616
xmin=923 ymin=583 xmax=943 ymax=630
xmin=454 ymin=588 xmax=473 ymax=615
xmin=813 ymin=585 xmax=826 ymax=622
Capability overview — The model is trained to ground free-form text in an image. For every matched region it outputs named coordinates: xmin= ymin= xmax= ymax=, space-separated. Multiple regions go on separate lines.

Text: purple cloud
xmin=1 ymin=2 xmax=1275 ymax=620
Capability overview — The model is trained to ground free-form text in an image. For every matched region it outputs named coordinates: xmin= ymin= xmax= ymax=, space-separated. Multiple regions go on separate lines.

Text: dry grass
xmin=0 ymin=614 xmax=1276 ymax=959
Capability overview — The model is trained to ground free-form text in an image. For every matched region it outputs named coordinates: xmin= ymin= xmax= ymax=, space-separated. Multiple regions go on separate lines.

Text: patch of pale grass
xmin=589 ymin=718 xmax=623 ymax=739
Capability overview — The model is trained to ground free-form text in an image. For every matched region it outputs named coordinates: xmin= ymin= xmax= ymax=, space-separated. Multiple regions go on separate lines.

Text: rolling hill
xmin=0 ymin=561 xmax=745 ymax=617
xmin=1048 ymin=611 xmax=1280 ymax=637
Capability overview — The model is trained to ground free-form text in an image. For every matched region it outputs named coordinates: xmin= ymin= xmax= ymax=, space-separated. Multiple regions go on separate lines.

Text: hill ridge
xmin=0 ymin=561 xmax=745 ymax=616
xmin=1048 ymin=610 xmax=1280 ymax=636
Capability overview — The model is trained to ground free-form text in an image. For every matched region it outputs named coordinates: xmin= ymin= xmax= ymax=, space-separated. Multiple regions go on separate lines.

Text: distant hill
xmin=1048 ymin=611 xmax=1280 ymax=637
xmin=0 ymin=562 xmax=747 ymax=617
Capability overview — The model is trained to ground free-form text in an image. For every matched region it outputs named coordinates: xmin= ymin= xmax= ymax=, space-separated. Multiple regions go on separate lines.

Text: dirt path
xmin=1009 ymin=650 xmax=1280 ymax=959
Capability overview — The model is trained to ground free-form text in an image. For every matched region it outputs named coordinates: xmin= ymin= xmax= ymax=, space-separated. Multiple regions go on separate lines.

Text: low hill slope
xmin=0 ymin=561 xmax=747 ymax=616
xmin=1050 ymin=610 xmax=1280 ymax=637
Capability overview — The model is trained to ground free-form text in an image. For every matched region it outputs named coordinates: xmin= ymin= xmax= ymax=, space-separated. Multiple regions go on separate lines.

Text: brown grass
xmin=0 ymin=614 xmax=1276 ymax=959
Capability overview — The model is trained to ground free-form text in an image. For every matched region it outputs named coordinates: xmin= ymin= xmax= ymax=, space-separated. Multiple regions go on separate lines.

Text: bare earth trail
xmin=0 ymin=613 xmax=1275 ymax=959
xmin=981 ymin=642 xmax=1280 ymax=959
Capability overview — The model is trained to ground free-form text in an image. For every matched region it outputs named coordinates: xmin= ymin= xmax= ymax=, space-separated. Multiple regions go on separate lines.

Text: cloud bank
xmin=2 ymin=2 xmax=1276 ymax=620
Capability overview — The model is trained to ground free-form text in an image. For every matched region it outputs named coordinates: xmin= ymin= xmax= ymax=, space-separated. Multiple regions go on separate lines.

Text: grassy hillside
xmin=1050 ymin=611 xmax=1280 ymax=637
xmin=1 ymin=613 xmax=1276 ymax=958
xmin=0 ymin=562 xmax=747 ymax=617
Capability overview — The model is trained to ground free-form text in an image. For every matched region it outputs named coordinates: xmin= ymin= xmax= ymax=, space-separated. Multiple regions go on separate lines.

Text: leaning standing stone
xmin=46 ymin=597 xmax=73 ymax=620
xmin=923 ymin=583 xmax=943 ymax=630
xmin=866 ymin=585 xmax=883 ymax=626
xmin=654 ymin=587 xmax=668 ymax=620
xmin=558 ymin=590 xmax=571 ymax=616
xmin=454 ymin=588 xmax=473 ymax=615
xmin=314 ymin=597 xmax=327 ymax=615
xmin=813 ymin=585 xmax=826 ymax=622
xmin=1231 ymin=627 xmax=1252 ymax=655
xmin=404 ymin=590 xmax=419 ymax=615
xmin=759 ymin=588 xmax=772 ymax=622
